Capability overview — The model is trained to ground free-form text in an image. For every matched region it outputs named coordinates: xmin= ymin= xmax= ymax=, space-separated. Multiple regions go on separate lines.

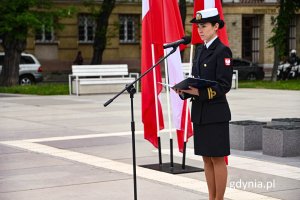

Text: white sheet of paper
xmin=157 ymin=82 xmax=174 ymax=88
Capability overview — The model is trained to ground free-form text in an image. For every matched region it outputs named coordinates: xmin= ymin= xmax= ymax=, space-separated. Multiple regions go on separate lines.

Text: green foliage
xmin=0 ymin=0 xmax=75 ymax=43
xmin=268 ymin=0 xmax=300 ymax=58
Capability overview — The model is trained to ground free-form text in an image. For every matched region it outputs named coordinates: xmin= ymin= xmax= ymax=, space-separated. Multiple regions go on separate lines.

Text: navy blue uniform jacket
xmin=181 ymin=38 xmax=233 ymax=125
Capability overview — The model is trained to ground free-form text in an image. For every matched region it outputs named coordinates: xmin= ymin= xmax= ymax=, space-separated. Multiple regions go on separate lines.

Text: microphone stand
xmin=104 ymin=46 xmax=177 ymax=200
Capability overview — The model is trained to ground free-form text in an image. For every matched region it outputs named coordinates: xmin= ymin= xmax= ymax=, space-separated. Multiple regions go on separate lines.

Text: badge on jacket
xmin=224 ymin=58 xmax=231 ymax=66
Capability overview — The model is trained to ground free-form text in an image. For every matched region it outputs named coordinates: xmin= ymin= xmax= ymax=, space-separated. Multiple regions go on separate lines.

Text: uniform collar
xmin=205 ymin=36 xmax=218 ymax=49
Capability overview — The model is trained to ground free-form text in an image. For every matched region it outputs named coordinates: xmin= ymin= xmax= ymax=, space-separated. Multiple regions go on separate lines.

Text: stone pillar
xmin=263 ymin=125 xmax=300 ymax=157
xmin=230 ymin=120 xmax=267 ymax=151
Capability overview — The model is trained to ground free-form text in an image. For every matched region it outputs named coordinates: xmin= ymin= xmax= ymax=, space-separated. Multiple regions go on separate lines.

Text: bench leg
xmin=68 ymin=75 xmax=72 ymax=95
xmin=76 ymin=77 xmax=79 ymax=96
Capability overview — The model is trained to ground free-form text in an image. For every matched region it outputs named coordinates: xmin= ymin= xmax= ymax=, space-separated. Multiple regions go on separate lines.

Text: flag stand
xmin=141 ymin=46 xmax=203 ymax=175
xmin=151 ymin=44 xmax=163 ymax=167
xmin=170 ymin=138 xmax=174 ymax=167
xmin=182 ymin=142 xmax=187 ymax=169
xmin=158 ymin=137 xmax=162 ymax=166
xmin=104 ymin=46 xmax=181 ymax=200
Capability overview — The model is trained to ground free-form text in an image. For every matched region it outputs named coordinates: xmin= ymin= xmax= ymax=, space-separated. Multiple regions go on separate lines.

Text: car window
xmin=233 ymin=60 xmax=241 ymax=66
xmin=20 ymin=56 xmax=35 ymax=64
xmin=241 ymin=61 xmax=250 ymax=66
xmin=0 ymin=55 xmax=3 ymax=65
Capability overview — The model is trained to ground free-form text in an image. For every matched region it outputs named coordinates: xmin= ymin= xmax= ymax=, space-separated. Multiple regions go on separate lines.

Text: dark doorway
xmin=242 ymin=16 xmax=260 ymax=63
xmin=242 ymin=17 xmax=253 ymax=61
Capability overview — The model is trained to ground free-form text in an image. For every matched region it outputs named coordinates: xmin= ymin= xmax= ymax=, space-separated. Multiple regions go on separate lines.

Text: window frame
xmin=289 ymin=17 xmax=296 ymax=52
xmin=78 ymin=14 xmax=96 ymax=43
xmin=35 ymin=25 xmax=56 ymax=43
xmin=119 ymin=14 xmax=140 ymax=44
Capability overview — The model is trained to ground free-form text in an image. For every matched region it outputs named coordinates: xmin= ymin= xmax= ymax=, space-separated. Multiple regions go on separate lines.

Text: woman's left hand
xmin=176 ymin=86 xmax=199 ymax=96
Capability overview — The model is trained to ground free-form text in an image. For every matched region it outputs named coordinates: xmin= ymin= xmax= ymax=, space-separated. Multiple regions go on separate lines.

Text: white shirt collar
xmin=205 ymin=36 xmax=218 ymax=49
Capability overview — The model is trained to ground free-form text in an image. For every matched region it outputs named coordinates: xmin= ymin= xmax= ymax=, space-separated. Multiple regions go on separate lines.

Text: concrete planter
xmin=230 ymin=120 xmax=267 ymax=151
xmin=263 ymin=125 xmax=300 ymax=157
xmin=271 ymin=118 xmax=300 ymax=126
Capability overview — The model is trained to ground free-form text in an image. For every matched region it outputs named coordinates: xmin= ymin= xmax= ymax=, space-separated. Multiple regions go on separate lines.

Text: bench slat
xmin=79 ymin=78 xmax=135 ymax=85
xmin=72 ymin=65 xmax=129 ymax=76
xmin=72 ymin=64 xmax=128 ymax=69
xmin=69 ymin=64 xmax=139 ymax=95
xmin=72 ymin=72 xmax=129 ymax=76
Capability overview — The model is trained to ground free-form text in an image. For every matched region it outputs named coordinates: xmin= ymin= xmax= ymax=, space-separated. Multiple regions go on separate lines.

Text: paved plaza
xmin=0 ymin=88 xmax=300 ymax=200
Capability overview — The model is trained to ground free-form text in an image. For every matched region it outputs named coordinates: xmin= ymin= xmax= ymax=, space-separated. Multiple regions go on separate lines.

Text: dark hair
xmin=211 ymin=20 xmax=225 ymax=29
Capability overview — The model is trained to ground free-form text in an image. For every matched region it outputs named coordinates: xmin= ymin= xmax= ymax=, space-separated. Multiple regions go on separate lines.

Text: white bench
xmin=69 ymin=64 xmax=139 ymax=95
xmin=181 ymin=63 xmax=238 ymax=89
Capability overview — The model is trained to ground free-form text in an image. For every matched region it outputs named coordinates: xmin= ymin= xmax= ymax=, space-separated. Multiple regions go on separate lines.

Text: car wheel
xmin=246 ymin=73 xmax=257 ymax=81
xmin=19 ymin=75 xmax=35 ymax=85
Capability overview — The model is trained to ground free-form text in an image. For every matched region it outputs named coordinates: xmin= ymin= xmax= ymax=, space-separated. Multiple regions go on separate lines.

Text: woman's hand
xmin=174 ymin=86 xmax=199 ymax=96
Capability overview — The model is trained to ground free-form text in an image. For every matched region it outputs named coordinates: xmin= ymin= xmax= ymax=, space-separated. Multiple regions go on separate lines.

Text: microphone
xmin=163 ymin=36 xmax=191 ymax=49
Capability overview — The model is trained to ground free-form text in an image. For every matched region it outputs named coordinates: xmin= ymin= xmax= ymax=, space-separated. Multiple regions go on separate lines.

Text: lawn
xmin=0 ymin=83 xmax=69 ymax=95
xmin=0 ymin=79 xmax=299 ymax=95
xmin=238 ymin=79 xmax=300 ymax=90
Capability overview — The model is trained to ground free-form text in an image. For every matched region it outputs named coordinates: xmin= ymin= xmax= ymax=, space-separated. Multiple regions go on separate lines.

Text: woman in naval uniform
xmin=175 ymin=8 xmax=233 ymax=200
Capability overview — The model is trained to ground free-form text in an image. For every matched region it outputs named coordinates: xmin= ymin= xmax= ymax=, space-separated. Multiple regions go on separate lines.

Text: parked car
xmin=232 ymin=58 xmax=265 ymax=80
xmin=0 ymin=52 xmax=43 ymax=85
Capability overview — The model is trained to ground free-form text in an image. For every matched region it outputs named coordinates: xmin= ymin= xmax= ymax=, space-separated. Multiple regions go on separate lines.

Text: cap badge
xmin=196 ymin=13 xmax=202 ymax=20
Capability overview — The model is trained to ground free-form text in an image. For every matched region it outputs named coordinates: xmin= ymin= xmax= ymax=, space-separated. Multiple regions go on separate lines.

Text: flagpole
xmin=151 ymin=44 xmax=162 ymax=166
xmin=182 ymin=44 xmax=194 ymax=169
xmin=163 ymin=48 xmax=174 ymax=168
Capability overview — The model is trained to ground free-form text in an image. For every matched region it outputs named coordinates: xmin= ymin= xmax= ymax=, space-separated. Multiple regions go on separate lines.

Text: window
xmin=0 ymin=55 xmax=3 ymax=65
xmin=78 ymin=14 xmax=96 ymax=42
xmin=241 ymin=61 xmax=251 ymax=66
xmin=289 ymin=17 xmax=296 ymax=52
xmin=35 ymin=25 xmax=55 ymax=43
xmin=242 ymin=16 xmax=260 ymax=62
xmin=233 ymin=59 xmax=250 ymax=67
xmin=119 ymin=15 xmax=140 ymax=43
xmin=20 ymin=56 xmax=35 ymax=64
xmin=233 ymin=60 xmax=241 ymax=67
xmin=252 ymin=16 xmax=260 ymax=63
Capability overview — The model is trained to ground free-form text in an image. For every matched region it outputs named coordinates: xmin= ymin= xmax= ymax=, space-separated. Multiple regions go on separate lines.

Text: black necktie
xmin=204 ymin=45 xmax=207 ymax=50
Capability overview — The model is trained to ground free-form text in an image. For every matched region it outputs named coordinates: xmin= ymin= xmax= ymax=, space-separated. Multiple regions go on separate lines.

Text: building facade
xmin=222 ymin=0 xmax=300 ymax=71
xmin=3 ymin=0 xmax=299 ymax=76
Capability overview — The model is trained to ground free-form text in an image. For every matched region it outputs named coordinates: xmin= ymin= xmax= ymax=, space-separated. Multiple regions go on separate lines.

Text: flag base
xmin=140 ymin=163 xmax=203 ymax=174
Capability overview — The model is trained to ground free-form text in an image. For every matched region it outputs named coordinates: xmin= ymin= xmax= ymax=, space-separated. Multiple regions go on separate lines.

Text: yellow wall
xmin=2 ymin=2 xmax=297 ymax=73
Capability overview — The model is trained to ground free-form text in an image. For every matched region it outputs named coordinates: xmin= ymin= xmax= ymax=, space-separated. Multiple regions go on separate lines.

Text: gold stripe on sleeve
xmin=207 ymin=88 xmax=211 ymax=99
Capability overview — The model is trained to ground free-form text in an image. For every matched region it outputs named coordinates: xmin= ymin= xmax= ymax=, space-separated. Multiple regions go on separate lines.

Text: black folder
xmin=160 ymin=77 xmax=218 ymax=90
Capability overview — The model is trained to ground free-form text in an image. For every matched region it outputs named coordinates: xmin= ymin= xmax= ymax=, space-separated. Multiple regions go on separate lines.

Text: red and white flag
xmin=141 ymin=0 xmax=165 ymax=148
xmin=162 ymin=0 xmax=193 ymax=152
xmin=142 ymin=0 xmax=193 ymax=151
xmin=191 ymin=0 xmax=229 ymax=46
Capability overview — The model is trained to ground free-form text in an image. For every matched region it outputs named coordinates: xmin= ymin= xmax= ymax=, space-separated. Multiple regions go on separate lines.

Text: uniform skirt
xmin=193 ymin=122 xmax=230 ymax=157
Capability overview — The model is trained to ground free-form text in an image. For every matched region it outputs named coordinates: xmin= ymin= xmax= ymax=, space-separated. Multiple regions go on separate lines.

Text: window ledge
xmin=35 ymin=41 xmax=59 ymax=45
xmin=120 ymin=42 xmax=140 ymax=45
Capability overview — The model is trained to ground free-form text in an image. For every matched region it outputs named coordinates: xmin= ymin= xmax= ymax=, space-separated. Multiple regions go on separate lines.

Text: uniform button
xmin=204 ymin=64 xmax=207 ymax=67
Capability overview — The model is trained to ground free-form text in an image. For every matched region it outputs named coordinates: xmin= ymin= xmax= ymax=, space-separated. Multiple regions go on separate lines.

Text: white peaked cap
xmin=196 ymin=8 xmax=219 ymax=19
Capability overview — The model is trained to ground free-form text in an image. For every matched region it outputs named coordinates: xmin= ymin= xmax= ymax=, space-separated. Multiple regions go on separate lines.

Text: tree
xmin=179 ymin=0 xmax=187 ymax=60
xmin=268 ymin=0 xmax=300 ymax=81
xmin=0 ymin=0 xmax=72 ymax=86
xmin=83 ymin=0 xmax=116 ymax=64
xmin=179 ymin=0 xmax=187 ymax=31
